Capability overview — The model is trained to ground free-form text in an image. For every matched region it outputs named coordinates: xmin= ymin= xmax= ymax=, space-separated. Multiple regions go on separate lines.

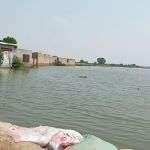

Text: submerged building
xmin=49 ymin=56 xmax=76 ymax=66
xmin=58 ymin=57 xmax=68 ymax=65
xmin=0 ymin=41 xmax=76 ymax=68
xmin=0 ymin=42 xmax=17 ymax=67
xmin=32 ymin=52 xmax=50 ymax=67
xmin=15 ymin=49 xmax=33 ymax=67
xmin=66 ymin=58 xmax=76 ymax=66
xmin=49 ymin=56 xmax=58 ymax=65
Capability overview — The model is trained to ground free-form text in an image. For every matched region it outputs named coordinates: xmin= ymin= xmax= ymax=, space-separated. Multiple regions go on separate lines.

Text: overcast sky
xmin=0 ymin=0 xmax=150 ymax=65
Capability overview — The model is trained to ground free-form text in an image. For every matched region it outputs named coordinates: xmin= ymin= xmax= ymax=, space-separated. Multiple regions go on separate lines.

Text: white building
xmin=0 ymin=42 xmax=17 ymax=67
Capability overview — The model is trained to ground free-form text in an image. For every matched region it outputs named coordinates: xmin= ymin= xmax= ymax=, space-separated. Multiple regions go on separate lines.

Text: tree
xmin=97 ymin=57 xmax=106 ymax=64
xmin=2 ymin=36 xmax=17 ymax=44
xmin=0 ymin=49 xmax=4 ymax=66
xmin=12 ymin=56 xmax=23 ymax=69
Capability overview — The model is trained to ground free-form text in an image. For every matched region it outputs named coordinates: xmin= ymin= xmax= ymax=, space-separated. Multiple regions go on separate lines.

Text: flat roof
xmin=17 ymin=49 xmax=32 ymax=52
xmin=0 ymin=41 xmax=17 ymax=47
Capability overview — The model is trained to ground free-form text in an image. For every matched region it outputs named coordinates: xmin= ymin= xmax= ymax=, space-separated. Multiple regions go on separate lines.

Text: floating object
xmin=79 ymin=76 xmax=87 ymax=78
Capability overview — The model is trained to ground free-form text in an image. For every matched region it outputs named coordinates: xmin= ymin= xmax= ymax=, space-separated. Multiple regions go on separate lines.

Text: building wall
xmin=32 ymin=52 xmax=50 ymax=67
xmin=38 ymin=53 xmax=50 ymax=65
xmin=67 ymin=59 xmax=76 ymax=66
xmin=49 ymin=56 xmax=76 ymax=66
xmin=58 ymin=57 xmax=68 ymax=65
xmin=49 ymin=56 xmax=58 ymax=65
xmin=0 ymin=42 xmax=17 ymax=68
xmin=15 ymin=49 xmax=33 ymax=66
xmin=2 ymin=51 xmax=14 ymax=67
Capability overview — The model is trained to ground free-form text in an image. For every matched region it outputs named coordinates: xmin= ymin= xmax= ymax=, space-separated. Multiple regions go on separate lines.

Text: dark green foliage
xmin=79 ymin=60 xmax=88 ymax=64
xmin=97 ymin=57 xmax=106 ymax=64
xmin=80 ymin=60 xmax=84 ymax=63
xmin=0 ymin=49 xmax=4 ymax=66
xmin=2 ymin=36 xmax=17 ymax=44
xmin=12 ymin=56 xmax=24 ymax=69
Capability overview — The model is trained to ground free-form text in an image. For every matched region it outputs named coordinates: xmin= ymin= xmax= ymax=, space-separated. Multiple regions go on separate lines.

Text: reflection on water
xmin=0 ymin=68 xmax=12 ymax=74
xmin=0 ymin=66 xmax=150 ymax=150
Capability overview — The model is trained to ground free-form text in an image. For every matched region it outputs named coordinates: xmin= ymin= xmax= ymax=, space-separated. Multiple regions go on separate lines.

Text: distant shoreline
xmin=75 ymin=63 xmax=150 ymax=69
xmin=0 ymin=63 xmax=150 ymax=70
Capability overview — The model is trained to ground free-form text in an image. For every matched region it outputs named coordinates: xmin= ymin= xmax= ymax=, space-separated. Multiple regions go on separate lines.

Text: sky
xmin=0 ymin=0 xmax=150 ymax=65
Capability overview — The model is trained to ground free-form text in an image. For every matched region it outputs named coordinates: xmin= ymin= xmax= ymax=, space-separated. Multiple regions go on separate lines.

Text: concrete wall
xmin=67 ymin=59 xmax=76 ymax=66
xmin=49 ymin=56 xmax=76 ymax=66
xmin=1 ymin=51 xmax=14 ymax=68
xmin=58 ymin=57 xmax=68 ymax=65
xmin=32 ymin=52 xmax=50 ymax=67
xmin=49 ymin=56 xmax=58 ymax=65
xmin=58 ymin=57 xmax=76 ymax=66
xmin=38 ymin=53 xmax=50 ymax=65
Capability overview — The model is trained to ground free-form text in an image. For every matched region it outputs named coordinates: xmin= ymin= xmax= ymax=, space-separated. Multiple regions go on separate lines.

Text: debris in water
xmin=79 ymin=76 xmax=87 ymax=78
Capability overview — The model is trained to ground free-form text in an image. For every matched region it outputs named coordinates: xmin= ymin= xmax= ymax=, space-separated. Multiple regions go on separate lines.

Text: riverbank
xmin=0 ymin=122 xmax=133 ymax=150
xmin=76 ymin=63 xmax=149 ymax=69
xmin=0 ymin=64 xmax=149 ymax=71
xmin=0 ymin=122 xmax=44 ymax=150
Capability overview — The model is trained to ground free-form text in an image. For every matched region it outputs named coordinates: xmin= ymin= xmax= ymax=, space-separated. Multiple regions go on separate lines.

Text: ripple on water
xmin=0 ymin=66 xmax=150 ymax=150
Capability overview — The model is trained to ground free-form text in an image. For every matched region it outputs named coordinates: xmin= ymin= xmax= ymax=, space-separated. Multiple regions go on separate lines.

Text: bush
xmin=12 ymin=56 xmax=24 ymax=69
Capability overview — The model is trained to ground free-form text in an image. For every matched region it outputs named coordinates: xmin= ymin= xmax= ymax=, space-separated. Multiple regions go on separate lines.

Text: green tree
xmin=0 ymin=49 xmax=4 ymax=66
xmin=12 ymin=56 xmax=23 ymax=69
xmin=2 ymin=36 xmax=17 ymax=44
xmin=97 ymin=57 xmax=106 ymax=64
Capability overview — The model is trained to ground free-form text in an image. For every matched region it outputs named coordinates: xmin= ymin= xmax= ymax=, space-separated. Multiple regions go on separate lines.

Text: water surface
xmin=0 ymin=66 xmax=150 ymax=150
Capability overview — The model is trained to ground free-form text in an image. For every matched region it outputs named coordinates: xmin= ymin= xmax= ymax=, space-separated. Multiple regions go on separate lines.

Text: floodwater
xmin=0 ymin=66 xmax=150 ymax=150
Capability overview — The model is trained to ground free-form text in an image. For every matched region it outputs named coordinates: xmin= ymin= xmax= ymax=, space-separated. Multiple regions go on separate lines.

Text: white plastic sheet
xmin=7 ymin=124 xmax=83 ymax=150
